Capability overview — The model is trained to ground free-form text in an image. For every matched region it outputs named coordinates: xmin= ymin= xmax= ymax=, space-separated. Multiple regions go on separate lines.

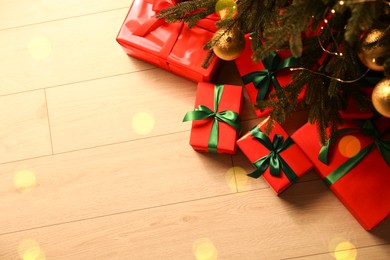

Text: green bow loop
xmin=376 ymin=140 xmax=390 ymax=167
xmin=182 ymin=105 xmax=215 ymax=122
xmin=319 ymin=120 xmax=390 ymax=186
xmin=183 ymin=84 xmax=241 ymax=152
xmin=214 ymin=110 xmax=241 ymax=131
xmin=247 ymin=127 xmax=298 ymax=183
xmin=241 ymin=51 xmax=300 ymax=102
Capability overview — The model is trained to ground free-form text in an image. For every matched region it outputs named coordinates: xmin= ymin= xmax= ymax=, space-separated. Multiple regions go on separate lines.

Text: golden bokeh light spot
xmin=193 ymin=238 xmax=218 ymax=260
xmin=18 ymin=239 xmax=46 ymax=260
xmin=226 ymin=167 xmax=248 ymax=192
xmin=28 ymin=36 xmax=52 ymax=60
xmin=225 ymin=167 xmax=236 ymax=192
xmin=131 ymin=112 xmax=155 ymax=135
xmin=14 ymin=170 xmax=37 ymax=193
xmin=334 ymin=241 xmax=357 ymax=260
xmin=338 ymin=135 xmax=361 ymax=158
xmin=234 ymin=166 xmax=249 ymax=188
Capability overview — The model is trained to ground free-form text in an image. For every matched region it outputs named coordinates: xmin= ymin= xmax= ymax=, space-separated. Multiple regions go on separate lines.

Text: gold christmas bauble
xmin=372 ymin=78 xmax=390 ymax=117
xmin=212 ymin=27 xmax=245 ymax=61
xmin=357 ymin=28 xmax=389 ymax=71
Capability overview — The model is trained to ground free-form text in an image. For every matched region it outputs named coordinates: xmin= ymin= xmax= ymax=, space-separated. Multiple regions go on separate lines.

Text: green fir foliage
xmin=158 ymin=0 xmax=390 ymax=143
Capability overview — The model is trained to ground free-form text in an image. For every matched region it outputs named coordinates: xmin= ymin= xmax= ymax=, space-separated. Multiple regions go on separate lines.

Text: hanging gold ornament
xmin=357 ymin=28 xmax=389 ymax=71
xmin=212 ymin=26 xmax=245 ymax=61
xmin=372 ymin=77 xmax=390 ymax=117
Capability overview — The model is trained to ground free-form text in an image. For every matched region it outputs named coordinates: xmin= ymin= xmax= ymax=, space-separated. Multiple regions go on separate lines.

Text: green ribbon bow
xmin=183 ymin=84 xmax=241 ymax=152
xmin=318 ymin=120 xmax=390 ymax=186
xmin=241 ymin=51 xmax=300 ymax=102
xmin=248 ymin=126 xmax=298 ymax=183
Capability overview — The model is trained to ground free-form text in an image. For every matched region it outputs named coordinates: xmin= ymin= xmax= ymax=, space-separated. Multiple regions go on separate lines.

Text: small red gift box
xmin=291 ymin=119 xmax=390 ymax=230
xmin=116 ymin=0 xmax=221 ymax=82
xmin=234 ymin=35 xmax=302 ymax=117
xmin=183 ymin=82 xmax=243 ymax=154
xmin=236 ymin=118 xmax=313 ymax=194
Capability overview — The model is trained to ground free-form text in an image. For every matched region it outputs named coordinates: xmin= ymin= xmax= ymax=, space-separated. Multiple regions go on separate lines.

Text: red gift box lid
xmin=237 ymin=117 xmax=313 ymax=194
xmin=188 ymin=82 xmax=243 ymax=154
xmin=234 ymin=35 xmax=303 ymax=118
xmin=291 ymin=119 xmax=390 ymax=230
xmin=116 ymin=0 xmax=221 ymax=82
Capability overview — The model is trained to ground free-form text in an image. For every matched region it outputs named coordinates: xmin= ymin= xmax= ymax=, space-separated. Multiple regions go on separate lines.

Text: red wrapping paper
xmin=234 ymin=35 xmax=305 ymax=118
xmin=237 ymin=118 xmax=313 ymax=194
xmin=116 ymin=0 xmax=221 ymax=82
xmin=189 ymin=82 xmax=243 ymax=154
xmin=291 ymin=119 xmax=390 ymax=230
xmin=339 ymin=87 xmax=374 ymax=119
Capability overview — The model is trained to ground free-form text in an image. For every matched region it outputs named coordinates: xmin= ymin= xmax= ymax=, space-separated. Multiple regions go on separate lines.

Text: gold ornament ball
xmin=212 ymin=27 xmax=245 ymax=61
xmin=357 ymin=28 xmax=388 ymax=71
xmin=372 ymin=78 xmax=390 ymax=117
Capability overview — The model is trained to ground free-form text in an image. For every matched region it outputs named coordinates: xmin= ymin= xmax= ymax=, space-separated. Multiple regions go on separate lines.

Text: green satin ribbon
xmin=183 ymin=84 xmax=241 ymax=152
xmin=248 ymin=126 xmax=298 ymax=183
xmin=241 ymin=51 xmax=300 ymax=102
xmin=318 ymin=120 xmax=390 ymax=186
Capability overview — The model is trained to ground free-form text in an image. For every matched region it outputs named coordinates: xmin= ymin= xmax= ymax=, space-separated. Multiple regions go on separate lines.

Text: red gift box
xmin=236 ymin=117 xmax=313 ymax=194
xmin=339 ymin=87 xmax=374 ymax=119
xmin=183 ymin=82 xmax=243 ymax=154
xmin=234 ymin=35 xmax=302 ymax=117
xmin=291 ymin=119 xmax=390 ymax=230
xmin=116 ymin=0 xmax=221 ymax=82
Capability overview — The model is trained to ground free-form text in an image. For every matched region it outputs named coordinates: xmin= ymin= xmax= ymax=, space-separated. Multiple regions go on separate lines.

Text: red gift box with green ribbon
xmin=291 ymin=119 xmax=390 ymax=230
xmin=234 ymin=35 xmax=302 ymax=118
xmin=236 ymin=118 xmax=313 ymax=194
xmin=116 ymin=0 xmax=221 ymax=82
xmin=183 ymin=82 xmax=243 ymax=154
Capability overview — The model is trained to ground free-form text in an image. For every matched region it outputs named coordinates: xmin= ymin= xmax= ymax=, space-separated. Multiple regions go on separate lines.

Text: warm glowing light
xmin=193 ymin=238 xmax=218 ymax=260
xmin=18 ymin=239 xmax=46 ymax=260
xmin=339 ymin=1 xmax=345 ymax=5
xmin=338 ymin=135 xmax=361 ymax=158
xmin=131 ymin=112 xmax=155 ymax=135
xmin=331 ymin=9 xmax=336 ymax=13
xmin=225 ymin=167 xmax=237 ymax=192
xmin=215 ymin=0 xmax=238 ymax=19
xmin=14 ymin=170 xmax=37 ymax=192
xmin=334 ymin=241 xmax=357 ymax=260
xmin=28 ymin=36 xmax=52 ymax=60
xmin=226 ymin=166 xmax=248 ymax=192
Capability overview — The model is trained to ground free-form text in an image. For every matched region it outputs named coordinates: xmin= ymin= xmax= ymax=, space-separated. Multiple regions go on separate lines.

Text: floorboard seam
xmin=0 ymin=190 xmax=259 ymax=236
xmin=0 ymin=6 xmax=131 ymax=32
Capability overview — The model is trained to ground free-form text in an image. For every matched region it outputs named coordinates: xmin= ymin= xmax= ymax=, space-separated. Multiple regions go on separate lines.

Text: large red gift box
xmin=183 ymin=82 xmax=243 ymax=154
xmin=116 ymin=0 xmax=221 ymax=82
xmin=237 ymin=118 xmax=313 ymax=194
xmin=291 ymin=119 xmax=390 ymax=230
xmin=234 ymin=35 xmax=302 ymax=117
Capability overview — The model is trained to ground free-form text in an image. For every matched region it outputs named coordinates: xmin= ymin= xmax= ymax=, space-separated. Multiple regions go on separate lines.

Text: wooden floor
xmin=0 ymin=1 xmax=389 ymax=259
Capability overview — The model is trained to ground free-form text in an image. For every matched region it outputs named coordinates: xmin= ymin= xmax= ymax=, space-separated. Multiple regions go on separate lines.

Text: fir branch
xmin=156 ymin=0 xmax=216 ymax=24
xmin=344 ymin=2 xmax=375 ymax=44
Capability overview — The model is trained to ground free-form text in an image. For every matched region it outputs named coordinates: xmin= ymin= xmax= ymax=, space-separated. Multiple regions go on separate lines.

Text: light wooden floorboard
xmin=0 ymin=90 xmax=52 ymax=163
xmin=1 ymin=182 xmax=389 ymax=259
xmin=287 ymin=244 xmax=390 ymax=260
xmin=45 ymin=69 xmax=196 ymax=153
xmin=0 ymin=0 xmax=131 ymax=30
xmin=0 ymin=1 xmax=389 ymax=259
xmin=0 ymin=8 xmax=153 ymax=96
xmin=0 ymin=132 xmax=235 ymax=234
